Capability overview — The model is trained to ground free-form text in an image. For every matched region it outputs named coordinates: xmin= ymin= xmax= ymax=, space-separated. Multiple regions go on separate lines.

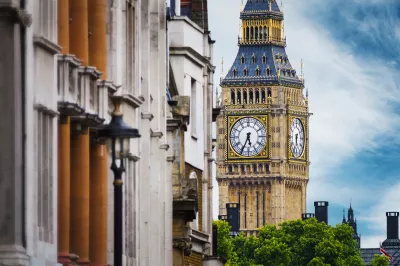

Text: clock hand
xmin=240 ymin=139 xmax=248 ymax=154
xmin=246 ymin=132 xmax=252 ymax=147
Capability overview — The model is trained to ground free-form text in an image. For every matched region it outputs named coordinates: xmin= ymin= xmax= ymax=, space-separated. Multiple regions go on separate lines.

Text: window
xmin=256 ymin=67 xmax=260 ymax=76
xmin=243 ymin=68 xmax=248 ymax=76
xmin=37 ymin=0 xmax=57 ymax=41
xmin=243 ymin=90 xmax=248 ymax=104
xmin=125 ymin=0 xmax=136 ymax=94
xmin=231 ymin=90 xmax=236 ymax=104
xmin=241 ymin=54 xmax=245 ymax=64
xmin=252 ymin=54 xmax=256 ymax=64
xmin=266 ymin=67 xmax=271 ymax=76
xmin=262 ymin=54 xmax=266 ymax=64
xmin=37 ymin=110 xmax=54 ymax=243
xmin=191 ymin=78 xmax=197 ymax=137
xmin=232 ymin=68 xmax=237 ymax=77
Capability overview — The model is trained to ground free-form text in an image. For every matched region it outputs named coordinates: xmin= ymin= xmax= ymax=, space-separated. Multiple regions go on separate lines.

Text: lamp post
xmin=97 ymin=96 xmax=140 ymax=266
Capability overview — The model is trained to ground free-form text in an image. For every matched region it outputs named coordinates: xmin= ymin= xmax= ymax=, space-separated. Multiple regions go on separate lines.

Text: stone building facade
xmin=216 ymin=0 xmax=310 ymax=235
xmin=168 ymin=0 xmax=216 ymax=265
xmin=0 ymin=0 xmax=170 ymax=265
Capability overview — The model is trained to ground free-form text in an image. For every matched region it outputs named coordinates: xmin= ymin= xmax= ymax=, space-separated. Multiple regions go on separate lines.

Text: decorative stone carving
xmin=0 ymin=6 xmax=32 ymax=27
xmin=173 ymin=238 xmax=192 ymax=256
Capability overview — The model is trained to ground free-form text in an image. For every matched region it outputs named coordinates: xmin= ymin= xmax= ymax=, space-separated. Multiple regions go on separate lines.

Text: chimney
xmin=386 ymin=212 xmax=399 ymax=239
xmin=314 ymin=201 xmax=329 ymax=224
xmin=226 ymin=203 xmax=240 ymax=234
xmin=302 ymin=213 xmax=315 ymax=221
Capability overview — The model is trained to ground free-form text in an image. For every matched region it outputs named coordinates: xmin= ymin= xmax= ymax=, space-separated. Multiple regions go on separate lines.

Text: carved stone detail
xmin=173 ymin=238 xmax=192 ymax=256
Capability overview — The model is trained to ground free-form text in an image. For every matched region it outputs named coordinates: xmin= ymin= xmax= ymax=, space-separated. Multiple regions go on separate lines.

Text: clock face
xmin=229 ymin=117 xmax=267 ymax=157
xmin=290 ymin=118 xmax=305 ymax=158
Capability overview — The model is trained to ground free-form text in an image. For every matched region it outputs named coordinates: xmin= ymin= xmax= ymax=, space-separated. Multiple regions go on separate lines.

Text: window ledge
xmin=33 ymin=35 xmax=61 ymax=55
xmin=122 ymin=93 xmax=143 ymax=109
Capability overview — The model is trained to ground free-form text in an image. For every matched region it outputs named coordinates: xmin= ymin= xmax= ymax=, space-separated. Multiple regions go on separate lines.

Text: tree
xmin=370 ymin=254 xmax=390 ymax=266
xmin=214 ymin=218 xmax=365 ymax=266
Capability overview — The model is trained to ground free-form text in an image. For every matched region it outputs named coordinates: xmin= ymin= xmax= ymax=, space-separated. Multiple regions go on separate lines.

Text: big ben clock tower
xmin=216 ymin=0 xmax=310 ymax=235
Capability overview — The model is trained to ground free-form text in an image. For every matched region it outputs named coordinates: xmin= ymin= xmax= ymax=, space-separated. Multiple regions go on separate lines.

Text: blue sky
xmin=208 ymin=0 xmax=400 ymax=248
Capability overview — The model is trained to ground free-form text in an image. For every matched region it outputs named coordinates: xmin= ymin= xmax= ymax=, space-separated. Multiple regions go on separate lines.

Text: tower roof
xmin=221 ymin=45 xmax=303 ymax=87
xmin=243 ymin=0 xmax=281 ymax=13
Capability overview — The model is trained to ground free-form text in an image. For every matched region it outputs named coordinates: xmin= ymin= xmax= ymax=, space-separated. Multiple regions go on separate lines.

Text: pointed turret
xmin=221 ymin=0 xmax=303 ymax=88
xmin=342 ymin=209 xmax=346 ymax=224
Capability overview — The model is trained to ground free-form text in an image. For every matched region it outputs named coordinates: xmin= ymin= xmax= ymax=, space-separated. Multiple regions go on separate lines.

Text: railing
xmin=238 ymin=36 xmax=286 ymax=47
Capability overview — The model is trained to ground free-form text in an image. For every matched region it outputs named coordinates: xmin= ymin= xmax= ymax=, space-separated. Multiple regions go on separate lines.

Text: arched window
xmin=249 ymin=89 xmax=254 ymax=104
xmin=266 ymin=67 xmax=271 ymax=76
xmin=231 ymin=90 xmax=236 ymax=104
xmin=241 ymin=54 xmax=245 ymax=64
xmin=243 ymin=90 xmax=248 ymax=104
xmin=267 ymin=88 xmax=272 ymax=97
xmin=261 ymin=89 xmax=266 ymax=103
xmin=253 ymin=164 xmax=257 ymax=173
xmin=263 ymin=26 xmax=268 ymax=40
xmin=255 ymin=27 xmax=259 ymax=41
xmin=262 ymin=54 xmax=266 ymax=64
xmin=240 ymin=165 xmax=245 ymax=173
xmin=228 ymin=165 xmax=233 ymax=173
xmin=256 ymin=67 xmax=260 ymax=76
xmin=252 ymin=54 xmax=256 ymax=64
xmin=237 ymin=91 xmax=241 ymax=104
xmin=243 ymin=68 xmax=248 ymax=76
xmin=232 ymin=68 xmax=237 ymax=77
xmin=255 ymin=89 xmax=260 ymax=103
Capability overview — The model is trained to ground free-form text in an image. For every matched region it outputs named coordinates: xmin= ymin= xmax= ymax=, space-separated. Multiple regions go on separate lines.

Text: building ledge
xmin=173 ymin=199 xmax=197 ymax=221
xmin=33 ymin=35 xmax=61 ymax=55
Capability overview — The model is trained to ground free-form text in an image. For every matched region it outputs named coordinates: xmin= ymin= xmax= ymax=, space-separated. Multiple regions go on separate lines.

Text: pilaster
xmin=70 ymin=0 xmax=89 ymax=65
xmin=58 ymin=0 xmax=70 ymax=54
xmin=70 ymin=125 xmax=90 ymax=265
xmin=0 ymin=4 xmax=30 ymax=266
xmin=58 ymin=115 xmax=72 ymax=266
xmin=88 ymin=0 xmax=106 ymax=77
xmin=89 ymin=142 xmax=108 ymax=266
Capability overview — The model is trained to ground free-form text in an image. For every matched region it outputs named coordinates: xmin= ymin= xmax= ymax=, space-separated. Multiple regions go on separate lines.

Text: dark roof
xmin=361 ymin=247 xmax=400 ymax=265
xmin=240 ymin=0 xmax=283 ymax=20
xmin=221 ymin=44 xmax=303 ymax=87
xmin=243 ymin=0 xmax=280 ymax=12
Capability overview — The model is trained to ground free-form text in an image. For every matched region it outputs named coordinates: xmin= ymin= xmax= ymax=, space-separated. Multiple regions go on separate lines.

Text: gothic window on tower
xmin=250 ymin=27 xmax=254 ymax=40
xmin=249 ymin=89 xmax=254 ymax=104
xmin=243 ymin=68 xmax=248 ymax=76
xmin=232 ymin=68 xmax=237 ymax=77
xmin=256 ymin=67 xmax=260 ymax=76
xmin=240 ymin=165 xmax=245 ymax=174
xmin=255 ymin=89 xmax=260 ymax=103
xmin=262 ymin=89 xmax=266 ymax=103
xmin=243 ymin=90 xmax=248 ymax=104
xmin=241 ymin=54 xmax=245 ymax=64
xmin=267 ymin=88 xmax=272 ymax=98
xmin=245 ymin=27 xmax=249 ymax=41
xmin=266 ymin=67 xmax=271 ymax=76
xmin=253 ymin=164 xmax=257 ymax=173
xmin=231 ymin=90 xmax=236 ymax=104
xmin=255 ymin=27 xmax=259 ymax=41
xmin=237 ymin=91 xmax=241 ymax=104
xmin=252 ymin=54 xmax=256 ymax=64
xmin=263 ymin=26 xmax=268 ymax=40
xmin=262 ymin=54 xmax=267 ymax=64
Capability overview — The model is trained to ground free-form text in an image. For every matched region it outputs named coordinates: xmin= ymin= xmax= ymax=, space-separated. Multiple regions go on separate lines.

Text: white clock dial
xmin=290 ymin=118 xmax=305 ymax=158
xmin=229 ymin=117 xmax=267 ymax=157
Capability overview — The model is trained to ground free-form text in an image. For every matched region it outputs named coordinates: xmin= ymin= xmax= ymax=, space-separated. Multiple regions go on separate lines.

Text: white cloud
xmin=209 ymin=1 xmax=400 ymax=247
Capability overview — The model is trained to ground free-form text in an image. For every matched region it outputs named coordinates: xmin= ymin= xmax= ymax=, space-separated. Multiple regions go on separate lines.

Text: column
xmin=58 ymin=116 xmax=72 ymax=265
xmin=58 ymin=0 xmax=70 ymax=54
xmin=0 ymin=6 xmax=29 ymax=265
xmin=70 ymin=126 xmax=90 ymax=265
xmin=70 ymin=0 xmax=89 ymax=65
xmin=89 ymin=142 xmax=108 ymax=266
xmin=88 ymin=0 xmax=106 ymax=77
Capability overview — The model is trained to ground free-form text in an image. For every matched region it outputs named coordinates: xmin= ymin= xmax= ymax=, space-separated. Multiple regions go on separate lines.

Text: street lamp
xmin=97 ymin=96 xmax=140 ymax=266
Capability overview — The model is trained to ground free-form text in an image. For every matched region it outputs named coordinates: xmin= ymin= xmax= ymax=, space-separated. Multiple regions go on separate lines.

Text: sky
xmin=208 ymin=0 xmax=400 ymax=248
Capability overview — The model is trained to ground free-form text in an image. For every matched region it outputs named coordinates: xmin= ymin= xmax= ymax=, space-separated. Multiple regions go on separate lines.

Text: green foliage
xmin=213 ymin=218 xmax=365 ymax=266
xmin=370 ymin=254 xmax=390 ymax=266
